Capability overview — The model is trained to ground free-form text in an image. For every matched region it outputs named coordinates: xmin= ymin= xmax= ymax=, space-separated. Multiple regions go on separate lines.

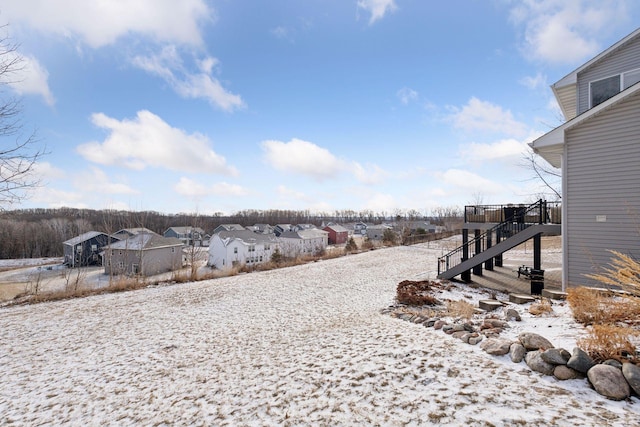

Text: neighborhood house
xmin=104 ymin=232 xmax=183 ymax=277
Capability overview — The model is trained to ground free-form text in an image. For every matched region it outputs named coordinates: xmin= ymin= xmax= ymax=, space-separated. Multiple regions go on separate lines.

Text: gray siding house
xmin=164 ymin=226 xmax=208 ymax=247
xmin=104 ymin=233 xmax=183 ymax=276
xmin=63 ymin=231 xmax=117 ymax=267
xmin=531 ymin=28 xmax=640 ymax=289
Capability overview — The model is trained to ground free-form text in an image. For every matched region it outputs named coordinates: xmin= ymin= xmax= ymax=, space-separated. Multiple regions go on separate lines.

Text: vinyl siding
xmin=577 ymin=35 xmax=640 ymax=115
xmin=565 ymin=90 xmax=640 ymax=287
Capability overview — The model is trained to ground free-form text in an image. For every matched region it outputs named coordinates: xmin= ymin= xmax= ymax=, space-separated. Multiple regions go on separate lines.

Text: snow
xmin=0 ymin=240 xmax=638 ymax=426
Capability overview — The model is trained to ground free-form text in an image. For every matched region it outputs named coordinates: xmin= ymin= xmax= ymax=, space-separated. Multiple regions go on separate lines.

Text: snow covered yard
xmin=0 ymin=243 xmax=638 ymax=426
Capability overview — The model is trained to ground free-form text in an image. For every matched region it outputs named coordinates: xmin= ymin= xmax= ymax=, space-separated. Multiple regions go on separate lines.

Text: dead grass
xmin=577 ymin=324 xmax=639 ymax=364
xmin=586 ymin=250 xmax=640 ymax=297
xmin=446 ymin=299 xmax=475 ymax=319
xmin=567 ymin=286 xmax=640 ymax=325
xmin=396 ymin=280 xmax=441 ymax=306
xmin=529 ymin=298 xmax=553 ymax=316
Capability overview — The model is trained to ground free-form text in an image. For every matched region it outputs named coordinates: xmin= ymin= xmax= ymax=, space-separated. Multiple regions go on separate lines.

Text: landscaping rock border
xmin=383 ymin=305 xmax=639 ymax=402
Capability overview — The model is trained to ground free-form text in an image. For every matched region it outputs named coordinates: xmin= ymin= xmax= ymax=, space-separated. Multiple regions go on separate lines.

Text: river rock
xmin=509 ymin=342 xmax=526 ymax=363
xmin=541 ymin=348 xmax=571 ymax=365
xmin=554 ymin=365 xmax=581 ymax=380
xmin=587 ymin=364 xmax=631 ymax=400
xmin=480 ymin=338 xmax=512 ymax=355
xmin=519 ymin=332 xmax=554 ymax=351
xmin=505 ymin=308 xmax=521 ymax=321
xmin=622 ymin=362 xmax=640 ymax=396
xmin=567 ymin=347 xmax=596 ymax=374
xmin=525 ymin=350 xmax=556 ymax=375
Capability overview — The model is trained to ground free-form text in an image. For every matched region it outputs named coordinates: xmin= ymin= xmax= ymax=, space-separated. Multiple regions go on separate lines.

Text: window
xmin=590 ymin=74 xmax=621 ymax=108
xmin=171 ymin=247 xmax=175 ymax=253
xmin=234 ymin=247 xmax=238 ymax=254
xmin=91 ymin=244 xmax=97 ymax=252
xmin=265 ymin=244 xmax=270 ymax=251
xmin=248 ymin=245 xmax=256 ymax=252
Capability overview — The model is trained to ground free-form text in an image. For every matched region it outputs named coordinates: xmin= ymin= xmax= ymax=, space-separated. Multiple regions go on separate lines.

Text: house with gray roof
xmin=104 ymin=232 xmax=183 ymax=276
xmin=164 ymin=226 xmax=208 ymax=247
xmin=213 ymin=224 xmax=245 ymax=234
xmin=278 ymin=228 xmax=329 ymax=258
xmin=63 ymin=231 xmax=118 ymax=268
xmin=208 ymin=230 xmax=280 ymax=270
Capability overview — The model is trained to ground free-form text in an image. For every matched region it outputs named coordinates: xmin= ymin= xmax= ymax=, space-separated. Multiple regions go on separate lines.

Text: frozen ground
xmin=0 ymin=239 xmax=638 ymax=426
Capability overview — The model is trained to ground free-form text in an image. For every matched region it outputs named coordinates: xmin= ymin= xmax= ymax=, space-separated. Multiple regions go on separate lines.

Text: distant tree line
xmin=0 ymin=206 xmax=463 ymax=259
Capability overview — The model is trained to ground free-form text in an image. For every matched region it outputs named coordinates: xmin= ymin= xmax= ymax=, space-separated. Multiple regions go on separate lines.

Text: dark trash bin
xmin=530 ymin=269 xmax=544 ymax=295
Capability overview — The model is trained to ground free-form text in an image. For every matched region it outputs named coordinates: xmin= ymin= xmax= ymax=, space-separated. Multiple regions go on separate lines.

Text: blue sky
xmin=2 ymin=0 xmax=639 ymax=216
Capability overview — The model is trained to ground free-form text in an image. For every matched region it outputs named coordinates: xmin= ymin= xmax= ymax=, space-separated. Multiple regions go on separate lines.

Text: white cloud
xmin=6 ymin=52 xmax=55 ymax=106
xmin=1 ymin=0 xmax=212 ymax=48
xmin=352 ymin=162 xmax=389 ymax=185
xmin=449 ymin=97 xmax=529 ymax=138
xmin=460 ymin=138 xmax=530 ymax=162
xmin=363 ymin=193 xmax=397 ymax=213
xmin=77 ymin=110 xmax=238 ymax=175
xmin=509 ymin=0 xmax=628 ymax=64
xmin=435 ymin=169 xmax=501 ymax=192
xmin=30 ymin=187 xmax=86 ymax=209
xmin=174 ymin=177 xmax=248 ymax=198
xmin=357 ymin=0 xmax=398 ymax=24
xmin=520 ymin=72 xmax=548 ymax=91
xmin=132 ymin=46 xmax=244 ymax=112
xmin=30 ymin=162 xmax=65 ymax=180
xmin=77 ymin=167 xmax=138 ymax=195
xmin=396 ymin=87 xmax=418 ymax=105
xmin=261 ymin=138 xmax=346 ymax=180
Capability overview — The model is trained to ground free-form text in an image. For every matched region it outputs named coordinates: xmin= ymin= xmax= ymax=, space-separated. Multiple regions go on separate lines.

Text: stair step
xmin=478 ymin=299 xmax=504 ymax=311
xmin=509 ymin=293 xmax=536 ymax=304
xmin=541 ymin=289 xmax=567 ymax=300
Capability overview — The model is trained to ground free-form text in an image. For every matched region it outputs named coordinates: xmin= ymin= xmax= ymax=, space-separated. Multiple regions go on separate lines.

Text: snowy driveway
xmin=0 ymin=244 xmax=637 ymax=426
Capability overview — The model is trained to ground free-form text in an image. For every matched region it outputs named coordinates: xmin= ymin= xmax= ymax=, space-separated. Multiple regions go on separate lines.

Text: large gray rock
xmin=622 ymin=362 xmax=640 ymax=396
xmin=509 ymin=342 xmax=526 ymax=363
xmin=587 ymin=364 xmax=631 ymax=401
xmin=525 ymin=350 xmax=556 ymax=375
xmin=480 ymin=338 xmax=513 ymax=356
xmin=519 ymin=332 xmax=554 ymax=351
xmin=553 ymin=365 xmax=581 ymax=380
xmin=567 ymin=347 xmax=596 ymax=374
xmin=541 ymin=348 xmax=571 ymax=365
xmin=505 ymin=308 xmax=521 ymax=321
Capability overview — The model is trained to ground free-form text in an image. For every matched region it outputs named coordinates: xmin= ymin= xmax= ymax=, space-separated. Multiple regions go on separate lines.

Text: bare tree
xmin=0 ymin=26 xmax=46 ymax=206
xmin=521 ymin=147 xmax=562 ymax=201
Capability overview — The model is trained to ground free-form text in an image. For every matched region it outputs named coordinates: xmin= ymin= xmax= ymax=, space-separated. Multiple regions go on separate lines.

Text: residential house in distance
xmin=323 ymin=224 xmax=349 ymax=245
xmin=274 ymin=224 xmax=294 ymax=236
xmin=246 ymin=224 xmax=275 ymax=234
xmin=208 ymin=230 xmax=280 ymax=270
xmin=365 ymin=224 xmax=392 ymax=241
xmin=530 ymin=28 xmax=640 ymax=288
xmin=212 ymin=224 xmax=245 ymax=234
xmin=104 ymin=232 xmax=183 ymax=276
xmin=112 ymin=227 xmax=158 ymax=240
xmin=278 ymin=228 xmax=329 ymax=258
xmin=63 ymin=231 xmax=118 ymax=268
xmin=164 ymin=226 xmax=208 ymax=247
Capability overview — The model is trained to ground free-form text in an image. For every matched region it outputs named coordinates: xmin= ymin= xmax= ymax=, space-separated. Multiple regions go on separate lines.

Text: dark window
xmin=590 ymin=75 xmax=621 ymax=108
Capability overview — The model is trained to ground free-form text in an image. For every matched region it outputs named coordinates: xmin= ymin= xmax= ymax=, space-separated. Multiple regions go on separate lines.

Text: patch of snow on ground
xmin=0 ymin=242 xmax=638 ymax=426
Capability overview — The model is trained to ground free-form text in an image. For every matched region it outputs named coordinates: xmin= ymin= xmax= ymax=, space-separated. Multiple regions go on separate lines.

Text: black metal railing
xmin=437 ymin=200 xmax=558 ymax=276
xmin=464 ymin=201 xmax=561 ymax=224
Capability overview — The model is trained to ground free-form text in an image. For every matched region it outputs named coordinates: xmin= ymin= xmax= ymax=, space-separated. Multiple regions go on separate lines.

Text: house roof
xmin=323 ymin=224 xmax=348 ymax=233
xmin=215 ymin=224 xmax=245 ymax=232
xmin=551 ymin=28 xmax=640 ymax=120
xmin=530 ymin=82 xmax=640 ymax=168
xmin=109 ymin=233 xmax=183 ymax=251
xmin=114 ymin=227 xmax=158 ymax=237
xmin=165 ymin=226 xmax=205 ymax=234
xmin=216 ymin=230 xmax=279 ymax=246
xmin=63 ymin=231 xmax=108 ymax=246
xmin=279 ymin=229 xmax=328 ymax=240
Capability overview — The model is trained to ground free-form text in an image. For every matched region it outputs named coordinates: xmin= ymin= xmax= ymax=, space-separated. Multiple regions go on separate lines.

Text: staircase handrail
xmin=437 ymin=199 xmax=548 ymax=275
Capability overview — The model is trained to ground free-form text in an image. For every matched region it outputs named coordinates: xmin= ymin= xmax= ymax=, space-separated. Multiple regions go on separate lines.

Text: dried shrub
xmin=446 ymin=299 xmax=475 ymax=319
xmin=396 ymin=280 xmax=440 ymax=306
xmin=577 ymin=324 xmax=639 ymax=364
xmin=529 ymin=298 xmax=553 ymax=316
xmin=586 ymin=250 xmax=640 ymax=297
xmin=567 ymin=286 xmax=640 ymax=325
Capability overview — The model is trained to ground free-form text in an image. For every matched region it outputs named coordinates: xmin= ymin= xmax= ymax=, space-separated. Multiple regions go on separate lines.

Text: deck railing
xmin=438 ymin=200 xmax=560 ymax=276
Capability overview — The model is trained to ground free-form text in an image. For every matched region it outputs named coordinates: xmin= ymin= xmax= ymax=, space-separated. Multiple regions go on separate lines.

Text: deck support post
xmin=461 ymin=229 xmax=471 ymax=282
xmin=472 ymin=229 xmax=483 ymax=276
